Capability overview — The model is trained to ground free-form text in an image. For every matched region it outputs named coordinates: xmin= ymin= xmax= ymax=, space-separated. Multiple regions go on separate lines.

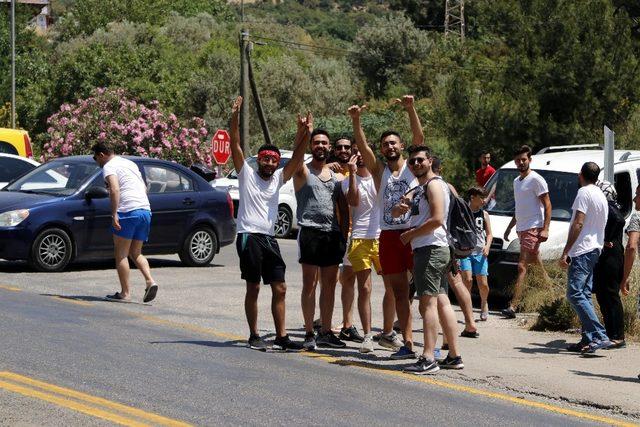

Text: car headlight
xmin=506 ymin=238 xmax=521 ymax=253
xmin=0 ymin=209 xmax=29 ymax=227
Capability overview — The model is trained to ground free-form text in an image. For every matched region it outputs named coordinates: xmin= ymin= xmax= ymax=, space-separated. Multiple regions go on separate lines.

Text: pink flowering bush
xmin=42 ymin=88 xmax=212 ymax=166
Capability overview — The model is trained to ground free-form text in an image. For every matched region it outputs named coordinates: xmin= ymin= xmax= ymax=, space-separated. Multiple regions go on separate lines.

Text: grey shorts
xmin=413 ymin=245 xmax=451 ymax=297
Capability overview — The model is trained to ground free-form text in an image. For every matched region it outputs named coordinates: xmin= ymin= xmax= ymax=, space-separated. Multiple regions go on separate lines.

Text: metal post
xmin=604 ymin=125 xmax=615 ymax=183
xmin=247 ymin=42 xmax=272 ymax=146
xmin=11 ymin=0 xmax=16 ymax=128
xmin=239 ymin=29 xmax=250 ymax=155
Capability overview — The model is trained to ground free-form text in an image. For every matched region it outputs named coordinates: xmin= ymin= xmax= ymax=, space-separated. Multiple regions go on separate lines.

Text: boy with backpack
xmin=459 ymin=187 xmax=493 ymax=321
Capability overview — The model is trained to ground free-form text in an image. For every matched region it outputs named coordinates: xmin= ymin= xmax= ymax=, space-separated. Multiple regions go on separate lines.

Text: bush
xmin=531 ymin=298 xmax=579 ymax=332
xmin=41 ymin=87 xmax=212 ymax=167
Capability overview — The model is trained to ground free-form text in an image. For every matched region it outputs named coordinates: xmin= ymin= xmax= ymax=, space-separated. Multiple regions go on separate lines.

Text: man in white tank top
xmin=348 ymin=95 xmax=423 ymax=360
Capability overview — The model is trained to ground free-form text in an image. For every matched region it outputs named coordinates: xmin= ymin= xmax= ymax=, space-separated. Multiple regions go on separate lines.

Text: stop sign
xmin=212 ymin=129 xmax=231 ymax=165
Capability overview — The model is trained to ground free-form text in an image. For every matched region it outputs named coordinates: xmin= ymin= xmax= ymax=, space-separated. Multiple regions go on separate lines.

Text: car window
xmin=0 ymin=157 xmax=35 ymax=181
xmin=6 ymin=161 xmax=98 ymax=195
xmin=615 ymin=171 xmax=632 ymax=218
xmin=484 ymin=169 xmax=579 ymax=221
xmin=0 ymin=141 xmax=19 ymax=155
xmin=143 ymin=165 xmax=193 ymax=193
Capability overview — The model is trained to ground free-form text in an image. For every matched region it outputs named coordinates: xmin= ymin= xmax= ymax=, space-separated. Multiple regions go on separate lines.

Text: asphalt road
xmin=0 ymin=239 xmax=631 ymax=425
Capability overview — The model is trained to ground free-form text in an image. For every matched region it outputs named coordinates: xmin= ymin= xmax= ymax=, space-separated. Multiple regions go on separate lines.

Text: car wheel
xmin=29 ymin=228 xmax=73 ymax=272
xmin=274 ymin=205 xmax=292 ymax=238
xmin=179 ymin=226 xmax=217 ymax=267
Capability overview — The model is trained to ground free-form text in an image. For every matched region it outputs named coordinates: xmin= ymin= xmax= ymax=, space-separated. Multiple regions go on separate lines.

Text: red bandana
xmin=258 ymin=150 xmax=281 ymax=162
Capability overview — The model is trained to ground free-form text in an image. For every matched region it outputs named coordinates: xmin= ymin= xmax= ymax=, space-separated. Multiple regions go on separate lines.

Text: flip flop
xmin=143 ymin=284 xmax=158 ymax=303
xmin=105 ymin=292 xmax=131 ymax=303
xmin=460 ymin=330 xmax=480 ymax=338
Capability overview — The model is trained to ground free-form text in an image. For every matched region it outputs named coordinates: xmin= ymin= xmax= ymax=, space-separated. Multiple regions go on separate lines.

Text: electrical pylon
xmin=444 ymin=0 xmax=465 ymax=41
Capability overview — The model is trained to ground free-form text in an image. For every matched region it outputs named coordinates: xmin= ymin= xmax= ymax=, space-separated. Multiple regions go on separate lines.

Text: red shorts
xmin=517 ymin=228 xmax=543 ymax=254
xmin=379 ymin=229 xmax=413 ymax=275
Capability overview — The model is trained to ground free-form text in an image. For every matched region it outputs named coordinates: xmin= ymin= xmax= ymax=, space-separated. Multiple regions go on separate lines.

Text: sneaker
xmin=390 ymin=345 xmax=417 ymax=360
xmin=501 ymin=307 xmax=516 ymax=319
xmin=581 ymin=340 xmax=613 ymax=354
xmin=339 ymin=325 xmax=364 ymax=343
xmin=566 ymin=341 xmax=589 ymax=352
xmin=316 ymin=331 xmax=347 ymax=348
xmin=438 ymin=355 xmax=464 ymax=369
xmin=303 ymin=332 xmax=317 ymax=351
xmin=404 ymin=356 xmax=439 ymax=375
xmin=434 ymin=347 xmax=442 ymax=361
xmin=393 ymin=320 xmax=402 ymax=332
xmin=248 ymin=334 xmax=267 ymax=351
xmin=273 ymin=335 xmax=303 ymax=352
xmin=441 ymin=343 xmax=449 ymax=351
xmin=360 ymin=334 xmax=374 ymax=353
xmin=313 ymin=318 xmax=321 ymax=331
xmin=379 ymin=331 xmax=403 ymax=351
xmin=479 ymin=311 xmax=489 ymax=321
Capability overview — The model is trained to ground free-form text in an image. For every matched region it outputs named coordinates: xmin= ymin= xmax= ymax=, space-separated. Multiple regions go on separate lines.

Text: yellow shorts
xmin=347 ymin=238 xmax=382 ymax=274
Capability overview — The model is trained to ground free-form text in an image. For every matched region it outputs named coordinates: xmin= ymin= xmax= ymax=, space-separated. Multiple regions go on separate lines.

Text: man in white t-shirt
xmin=91 ymin=142 xmax=157 ymax=303
xmin=558 ymin=162 xmax=612 ymax=354
xmin=340 ymin=147 xmax=381 ymax=353
xmin=230 ymin=96 xmax=308 ymax=352
xmin=502 ymin=145 xmax=552 ymax=318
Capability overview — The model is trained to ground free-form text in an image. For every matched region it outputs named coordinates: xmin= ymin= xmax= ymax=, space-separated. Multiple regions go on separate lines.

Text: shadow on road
xmin=149 ymin=340 xmax=246 ymax=348
xmin=41 ymin=294 xmax=108 ymax=303
xmin=570 ymin=370 xmax=640 ymax=384
xmin=514 ymin=340 xmax=573 ymax=355
xmin=0 ymin=259 xmax=224 ymax=273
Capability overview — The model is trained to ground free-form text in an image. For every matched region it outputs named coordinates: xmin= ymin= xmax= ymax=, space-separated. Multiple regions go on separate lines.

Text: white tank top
xmin=378 ymin=162 xmax=418 ymax=231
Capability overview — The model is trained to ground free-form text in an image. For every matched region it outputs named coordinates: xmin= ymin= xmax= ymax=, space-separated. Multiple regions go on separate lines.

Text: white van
xmin=485 ymin=146 xmax=640 ymax=294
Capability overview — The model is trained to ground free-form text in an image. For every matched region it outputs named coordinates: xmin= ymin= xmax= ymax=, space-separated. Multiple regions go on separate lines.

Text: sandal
xmin=566 ymin=342 xmax=588 ymax=352
xmin=143 ymin=284 xmax=158 ymax=303
xmin=105 ymin=292 xmax=130 ymax=302
xmin=460 ymin=329 xmax=480 ymax=338
xmin=479 ymin=312 xmax=489 ymax=321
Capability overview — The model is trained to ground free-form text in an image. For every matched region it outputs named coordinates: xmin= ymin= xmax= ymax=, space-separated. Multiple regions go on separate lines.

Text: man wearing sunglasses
xmin=230 ymin=96 xmax=308 ymax=352
xmin=348 ymin=95 xmax=422 ymax=359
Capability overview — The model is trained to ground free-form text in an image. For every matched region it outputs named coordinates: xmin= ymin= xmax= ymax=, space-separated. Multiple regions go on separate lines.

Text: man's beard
xmin=312 ymin=150 xmax=327 ymax=161
xmin=258 ymin=167 xmax=275 ymax=178
xmin=384 ymin=151 xmax=400 ymax=161
xmin=412 ymin=170 xmax=427 ymax=179
xmin=518 ymin=164 xmax=529 ymax=173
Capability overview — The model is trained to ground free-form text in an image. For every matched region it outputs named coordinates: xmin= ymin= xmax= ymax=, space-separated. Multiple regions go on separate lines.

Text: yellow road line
xmin=0 ymin=379 xmax=149 ymax=426
xmin=0 ymin=372 xmax=191 ymax=427
xmin=129 ymin=314 xmax=634 ymax=426
xmin=0 ymin=284 xmax=21 ymax=291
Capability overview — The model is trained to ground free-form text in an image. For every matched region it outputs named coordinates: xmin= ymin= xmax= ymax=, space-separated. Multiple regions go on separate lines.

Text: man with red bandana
xmin=230 ymin=96 xmax=309 ymax=352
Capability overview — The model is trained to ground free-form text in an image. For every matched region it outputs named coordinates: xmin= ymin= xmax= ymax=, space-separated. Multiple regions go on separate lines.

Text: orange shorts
xmin=379 ymin=229 xmax=413 ymax=275
xmin=517 ymin=228 xmax=543 ymax=254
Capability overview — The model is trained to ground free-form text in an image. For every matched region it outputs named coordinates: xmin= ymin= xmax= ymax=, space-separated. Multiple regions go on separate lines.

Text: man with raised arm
xmin=348 ymin=95 xmax=422 ymax=359
xmin=294 ymin=128 xmax=350 ymax=350
xmin=230 ymin=96 xmax=308 ymax=352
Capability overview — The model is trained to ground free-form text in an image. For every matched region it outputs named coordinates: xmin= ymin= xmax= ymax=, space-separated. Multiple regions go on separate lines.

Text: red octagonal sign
xmin=212 ymin=129 xmax=231 ymax=165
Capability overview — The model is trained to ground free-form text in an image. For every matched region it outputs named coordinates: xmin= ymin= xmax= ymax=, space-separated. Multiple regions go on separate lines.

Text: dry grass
xmin=518 ymin=262 xmax=640 ymax=339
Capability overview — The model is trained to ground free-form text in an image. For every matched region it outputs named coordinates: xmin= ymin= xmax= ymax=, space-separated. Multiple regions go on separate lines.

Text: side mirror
xmin=85 ymin=186 xmax=109 ymax=200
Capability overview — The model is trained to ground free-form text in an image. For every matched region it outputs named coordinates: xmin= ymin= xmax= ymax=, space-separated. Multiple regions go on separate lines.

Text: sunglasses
xmin=408 ymin=157 xmax=427 ymax=166
xmin=335 ymin=145 xmax=351 ymax=151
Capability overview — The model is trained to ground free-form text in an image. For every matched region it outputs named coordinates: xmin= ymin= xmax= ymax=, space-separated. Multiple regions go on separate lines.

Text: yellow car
xmin=0 ymin=128 xmax=33 ymax=158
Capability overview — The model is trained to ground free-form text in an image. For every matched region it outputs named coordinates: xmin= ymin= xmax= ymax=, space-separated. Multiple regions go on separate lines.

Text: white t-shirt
xmin=409 ymin=178 xmax=450 ymax=249
xmin=379 ymin=163 xmax=418 ymax=230
xmin=568 ymin=184 xmax=608 ymax=258
xmin=102 ymin=156 xmax=150 ymax=213
xmin=513 ymin=170 xmax=549 ymax=231
xmin=236 ymin=160 xmax=285 ymax=235
xmin=341 ymin=174 xmax=380 ymax=239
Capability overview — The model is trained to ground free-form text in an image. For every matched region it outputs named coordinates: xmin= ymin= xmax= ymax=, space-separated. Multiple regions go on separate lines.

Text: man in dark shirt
xmin=475 ymin=149 xmax=496 ymax=187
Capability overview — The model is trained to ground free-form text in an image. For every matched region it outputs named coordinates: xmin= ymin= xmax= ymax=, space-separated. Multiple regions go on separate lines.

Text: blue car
xmin=0 ymin=155 xmax=236 ymax=271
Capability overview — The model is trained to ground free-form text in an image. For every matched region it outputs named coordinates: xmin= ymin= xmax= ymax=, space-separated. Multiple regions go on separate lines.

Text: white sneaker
xmin=378 ymin=331 xmax=403 ymax=350
xmin=360 ymin=334 xmax=374 ymax=353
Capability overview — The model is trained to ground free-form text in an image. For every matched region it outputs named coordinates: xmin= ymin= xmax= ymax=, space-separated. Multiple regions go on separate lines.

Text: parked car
xmin=485 ymin=146 xmax=640 ymax=296
xmin=0 ymin=153 xmax=39 ymax=189
xmin=211 ymin=150 xmax=311 ymax=238
xmin=0 ymin=155 xmax=236 ymax=271
xmin=0 ymin=128 xmax=33 ymax=158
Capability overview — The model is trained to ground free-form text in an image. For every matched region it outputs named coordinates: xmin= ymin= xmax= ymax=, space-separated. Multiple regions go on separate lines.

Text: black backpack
xmin=425 ymin=177 xmax=477 ymax=258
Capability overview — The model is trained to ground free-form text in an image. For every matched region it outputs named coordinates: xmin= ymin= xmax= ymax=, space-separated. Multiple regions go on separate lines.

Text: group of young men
xmin=232 ymin=94 xmax=497 ymax=374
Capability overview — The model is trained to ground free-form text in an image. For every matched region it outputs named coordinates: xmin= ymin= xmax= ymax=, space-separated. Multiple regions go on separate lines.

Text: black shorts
xmin=236 ymin=233 xmax=286 ymax=284
xmin=298 ymin=227 xmax=346 ymax=267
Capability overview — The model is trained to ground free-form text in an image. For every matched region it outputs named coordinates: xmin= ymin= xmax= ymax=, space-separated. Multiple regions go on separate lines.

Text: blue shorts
xmin=459 ymin=253 xmax=488 ymax=276
xmin=113 ymin=209 xmax=151 ymax=242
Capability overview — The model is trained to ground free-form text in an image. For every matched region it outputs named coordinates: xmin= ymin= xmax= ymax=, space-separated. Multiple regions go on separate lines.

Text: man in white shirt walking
xmin=559 ymin=162 xmax=612 ymax=354
xmin=503 ymin=145 xmax=552 ymax=318
xmin=91 ymin=142 xmax=158 ymax=303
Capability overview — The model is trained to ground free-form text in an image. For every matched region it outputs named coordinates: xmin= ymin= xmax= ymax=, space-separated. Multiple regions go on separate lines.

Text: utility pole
xmin=239 ymin=29 xmax=250 ymax=155
xmin=247 ymin=42 xmax=272 ymax=146
xmin=444 ymin=0 xmax=465 ymax=41
xmin=11 ymin=0 xmax=16 ymax=128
